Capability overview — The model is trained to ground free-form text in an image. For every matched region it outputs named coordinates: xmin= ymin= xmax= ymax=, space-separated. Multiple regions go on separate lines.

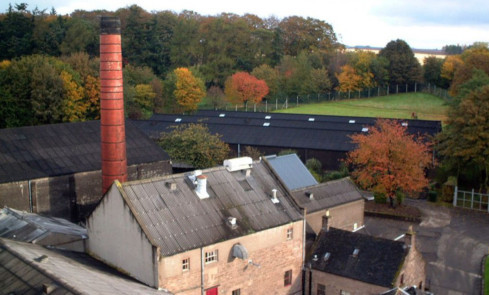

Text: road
xmin=363 ymin=199 xmax=489 ymax=295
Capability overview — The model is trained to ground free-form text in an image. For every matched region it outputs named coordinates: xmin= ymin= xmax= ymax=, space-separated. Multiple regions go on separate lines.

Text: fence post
xmin=415 ymin=83 xmax=417 ymax=93
xmin=453 ymin=186 xmax=458 ymax=207
xmin=470 ymin=189 xmax=474 ymax=209
xmin=296 ymin=95 xmax=299 ymax=107
xmin=396 ymin=84 xmax=399 ymax=94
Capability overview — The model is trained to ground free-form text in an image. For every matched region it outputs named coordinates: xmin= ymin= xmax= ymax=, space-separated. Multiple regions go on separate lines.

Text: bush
xmin=374 ymin=192 xmax=387 ymax=204
xmin=306 ymin=158 xmax=322 ymax=174
xmin=278 ymin=149 xmax=297 ymax=156
xmin=442 ymin=176 xmax=457 ymax=202
xmin=396 ymin=191 xmax=405 ymax=206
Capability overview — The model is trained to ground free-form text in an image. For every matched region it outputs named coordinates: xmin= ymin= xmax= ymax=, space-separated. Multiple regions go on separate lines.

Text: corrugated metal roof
xmin=0 ymin=120 xmax=170 ymax=183
xmin=291 ymin=177 xmax=363 ymax=213
xmin=265 ymin=154 xmax=318 ymax=190
xmin=118 ymin=161 xmax=303 ymax=256
xmin=0 ymin=238 xmax=172 ymax=295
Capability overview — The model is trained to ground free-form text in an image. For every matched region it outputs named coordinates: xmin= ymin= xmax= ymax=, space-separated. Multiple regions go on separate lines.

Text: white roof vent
xmin=312 ymin=254 xmax=318 ymax=262
xmin=271 ymin=189 xmax=279 ymax=204
xmin=224 ymin=157 xmax=253 ymax=172
xmin=265 ymin=115 xmax=271 ymax=119
xmin=175 ymin=118 xmax=182 ymax=122
xmin=362 ymin=127 xmax=369 ymax=132
xmin=219 ymin=113 xmax=225 ymax=117
xmin=263 ymin=122 xmax=270 ymax=127
xmin=308 ymin=118 xmax=315 ymax=122
xmin=349 ymin=120 xmax=355 ymax=124
xmin=195 ymin=175 xmax=209 ymax=199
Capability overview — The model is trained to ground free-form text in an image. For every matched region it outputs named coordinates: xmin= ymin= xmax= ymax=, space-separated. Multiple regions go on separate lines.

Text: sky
xmin=2 ymin=0 xmax=488 ymax=49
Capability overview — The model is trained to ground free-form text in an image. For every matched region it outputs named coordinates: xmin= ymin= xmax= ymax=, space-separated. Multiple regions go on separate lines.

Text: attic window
xmin=265 ymin=115 xmax=271 ymax=119
xmin=219 ymin=113 xmax=225 ymax=117
xmin=352 ymin=248 xmax=360 ymax=257
xmin=175 ymin=118 xmax=182 ymax=122
xmin=263 ymin=122 xmax=270 ymax=127
xmin=349 ymin=120 xmax=355 ymax=124
xmin=308 ymin=118 xmax=315 ymax=122
xmin=361 ymin=127 xmax=369 ymax=132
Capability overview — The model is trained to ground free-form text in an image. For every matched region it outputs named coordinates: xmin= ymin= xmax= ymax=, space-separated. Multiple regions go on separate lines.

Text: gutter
xmin=201 ymin=247 xmax=205 ymax=295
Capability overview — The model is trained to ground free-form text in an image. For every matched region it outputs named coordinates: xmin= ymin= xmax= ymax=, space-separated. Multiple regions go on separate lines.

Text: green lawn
xmin=275 ymin=93 xmax=449 ymax=122
xmin=485 ymin=257 xmax=489 ymax=295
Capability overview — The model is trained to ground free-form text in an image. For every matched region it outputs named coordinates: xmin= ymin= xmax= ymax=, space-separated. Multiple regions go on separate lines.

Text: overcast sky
xmin=3 ymin=0 xmax=488 ymax=49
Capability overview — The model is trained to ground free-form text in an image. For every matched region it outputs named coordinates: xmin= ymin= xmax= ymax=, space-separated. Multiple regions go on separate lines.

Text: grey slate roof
xmin=0 ymin=207 xmax=87 ymax=250
xmin=309 ymin=228 xmax=408 ymax=288
xmin=291 ymin=177 xmax=363 ymax=213
xmin=265 ymin=154 xmax=318 ymax=190
xmin=133 ymin=111 xmax=441 ymax=152
xmin=0 ymin=238 xmax=172 ymax=295
xmin=0 ymin=120 xmax=170 ymax=184
xmin=117 ymin=160 xmax=303 ymax=256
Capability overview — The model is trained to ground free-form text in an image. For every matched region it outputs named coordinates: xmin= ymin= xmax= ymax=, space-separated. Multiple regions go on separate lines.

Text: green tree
xmin=206 ymin=86 xmax=227 ymax=110
xmin=0 ymin=5 xmax=34 ymax=60
xmin=251 ymin=64 xmax=280 ymax=98
xmin=158 ymin=123 xmax=230 ymax=169
xmin=423 ymin=56 xmax=447 ymax=88
xmin=59 ymin=17 xmax=97 ymax=56
xmin=379 ymin=39 xmax=422 ymax=86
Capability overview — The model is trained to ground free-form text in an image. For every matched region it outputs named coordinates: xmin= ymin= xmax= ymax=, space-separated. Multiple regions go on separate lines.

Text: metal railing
xmin=453 ymin=186 xmax=489 ymax=213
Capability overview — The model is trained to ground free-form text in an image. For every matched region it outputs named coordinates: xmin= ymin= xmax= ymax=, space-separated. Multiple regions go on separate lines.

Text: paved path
xmin=363 ymin=199 xmax=489 ymax=295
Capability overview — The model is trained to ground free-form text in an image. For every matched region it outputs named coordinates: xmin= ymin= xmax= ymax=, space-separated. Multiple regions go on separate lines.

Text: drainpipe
xmin=201 ymin=247 xmax=205 ymax=295
xmin=28 ymin=180 xmax=33 ymax=213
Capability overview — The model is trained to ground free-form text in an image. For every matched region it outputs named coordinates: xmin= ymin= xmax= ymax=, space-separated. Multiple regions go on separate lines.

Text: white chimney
xmin=195 ymin=175 xmax=209 ymax=199
xmin=271 ymin=189 xmax=279 ymax=204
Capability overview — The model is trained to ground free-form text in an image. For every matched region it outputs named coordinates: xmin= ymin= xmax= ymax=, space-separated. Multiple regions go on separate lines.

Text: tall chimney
xmin=100 ymin=16 xmax=127 ymax=194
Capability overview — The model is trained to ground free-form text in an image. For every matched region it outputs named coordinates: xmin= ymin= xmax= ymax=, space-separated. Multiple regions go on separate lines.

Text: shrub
xmin=428 ymin=191 xmax=438 ymax=202
xmin=442 ymin=176 xmax=457 ymax=202
xmin=396 ymin=190 xmax=405 ymax=206
xmin=306 ymin=158 xmax=322 ymax=174
xmin=374 ymin=192 xmax=387 ymax=204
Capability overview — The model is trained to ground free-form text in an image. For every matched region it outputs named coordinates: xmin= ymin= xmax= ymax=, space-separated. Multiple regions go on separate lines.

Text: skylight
xmin=175 ymin=118 xmax=182 ymax=122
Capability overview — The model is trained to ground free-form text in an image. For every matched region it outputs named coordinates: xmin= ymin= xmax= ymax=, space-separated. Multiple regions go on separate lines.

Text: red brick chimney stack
xmin=100 ymin=16 xmax=127 ymax=194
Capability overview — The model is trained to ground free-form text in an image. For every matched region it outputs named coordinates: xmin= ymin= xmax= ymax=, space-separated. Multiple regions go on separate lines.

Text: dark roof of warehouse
xmin=113 ymin=160 xmax=302 ymax=256
xmin=265 ymin=154 xmax=318 ymax=190
xmin=0 ymin=238 xmax=171 ymax=295
xmin=309 ymin=228 xmax=408 ymax=288
xmin=291 ymin=177 xmax=363 ymax=213
xmin=133 ymin=111 xmax=441 ymax=151
xmin=0 ymin=120 xmax=170 ymax=183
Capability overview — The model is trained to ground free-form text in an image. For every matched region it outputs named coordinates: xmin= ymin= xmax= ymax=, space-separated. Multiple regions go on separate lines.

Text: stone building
xmin=0 ymin=120 xmax=171 ymax=222
xmin=305 ymin=226 xmax=426 ymax=295
xmin=87 ymin=157 xmax=304 ymax=294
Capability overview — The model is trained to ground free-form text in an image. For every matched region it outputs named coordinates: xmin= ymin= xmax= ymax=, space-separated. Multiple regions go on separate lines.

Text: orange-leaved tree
xmin=335 ymin=65 xmax=362 ymax=93
xmin=173 ymin=67 xmax=206 ymax=113
xmin=224 ymin=71 xmax=269 ymax=109
xmin=346 ymin=119 xmax=432 ymax=207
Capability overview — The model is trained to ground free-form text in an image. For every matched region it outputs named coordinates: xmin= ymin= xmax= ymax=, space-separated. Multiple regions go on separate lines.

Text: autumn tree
xmin=224 ymin=71 xmax=269 ymax=109
xmin=347 ymin=119 xmax=432 ymax=207
xmin=158 ymin=123 xmax=230 ymax=169
xmin=173 ymin=67 xmax=206 ymax=113
xmin=335 ymin=65 xmax=362 ymax=93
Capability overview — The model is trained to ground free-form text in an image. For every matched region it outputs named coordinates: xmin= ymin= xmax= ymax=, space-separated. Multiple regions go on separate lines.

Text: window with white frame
xmin=205 ymin=249 xmax=218 ymax=263
xmin=287 ymin=228 xmax=293 ymax=240
xmin=182 ymin=257 xmax=190 ymax=271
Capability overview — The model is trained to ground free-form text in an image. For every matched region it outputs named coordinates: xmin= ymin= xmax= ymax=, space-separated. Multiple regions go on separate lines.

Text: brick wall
xmin=307 ymin=200 xmax=365 ymax=234
xmin=159 ymin=221 xmax=304 ymax=295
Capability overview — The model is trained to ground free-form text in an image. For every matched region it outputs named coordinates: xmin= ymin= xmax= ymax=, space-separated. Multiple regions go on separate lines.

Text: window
xmin=317 ymin=284 xmax=325 ymax=295
xmin=232 ymin=289 xmax=241 ymax=295
xmin=284 ymin=270 xmax=292 ymax=286
xmin=286 ymin=228 xmax=293 ymax=240
xmin=205 ymin=249 xmax=218 ymax=263
xmin=182 ymin=258 xmax=190 ymax=271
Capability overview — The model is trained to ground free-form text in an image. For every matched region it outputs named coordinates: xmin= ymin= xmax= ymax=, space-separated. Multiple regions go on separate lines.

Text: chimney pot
xmin=195 ymin=175 xmax=209 ymax=199
xmin=322 ymin=215 xmax=332 ymax=231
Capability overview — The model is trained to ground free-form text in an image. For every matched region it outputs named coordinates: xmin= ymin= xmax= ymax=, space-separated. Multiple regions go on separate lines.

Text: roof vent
xmin=166 ymin=181 xmax=177 ymax=191
xmin=263 ymin=122 xmax=270 ymax=127
xmin=227 ymin=217 xmax=237 ymax=229
xmin=175 ymin=118 xmax=182 ymax=122
xmin=219 ymin=113 xmax=225 ymax=117
xmin=306 ymin=192 xmax=314 ymax=199
xmin=195 ymin=175 xmax=209 ymax=199
xmin=352 ymin=248 xmax=360 ymax=257
xmin=323 ymin=252 xmax=331 ymax=261
xmin=271 ymin=189 xmax=279 ymax=204
xmin=362 ymin=127 xmax=369 ymax=132
xmin=265 ymin=115 xmax=271 ymax=119
xmin=224 ymin=157 xmax=253 ymax=172
xmin=308 ymin=118 xmax=315 ymax=122
xmin=349 ymin=120 xmax=356 ymax=124
xmin=312 ymin=254 xmax=318 ymax=262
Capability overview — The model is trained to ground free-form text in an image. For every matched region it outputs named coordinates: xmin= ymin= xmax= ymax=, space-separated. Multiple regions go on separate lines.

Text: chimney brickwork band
xmin=100 ymin=16 xmax=127 ymax=194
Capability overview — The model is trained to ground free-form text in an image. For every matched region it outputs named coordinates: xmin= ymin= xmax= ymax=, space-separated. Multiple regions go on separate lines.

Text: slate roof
xmin=0 ymin=238 xmax=172 ymax=295
xmin=291 ymin=177 xmax=363 ymax=213
xmin=133 ymin=111 xmax=441 ymax=152
xmin=0 ymin=120 xmax=170 ymax=184
xmin=116 ymin=160 xmax=303 ymax=256
xmin=0 ymin=207 xmax=87 ymax=249
xmin=309 ymin=228 xmax=408 ymax=288
xmin=265 ymin=154 xmax=318 ymax=190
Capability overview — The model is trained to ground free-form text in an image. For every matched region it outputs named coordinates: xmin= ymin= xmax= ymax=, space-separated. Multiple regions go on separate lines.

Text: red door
xmin=206 ymin=287 xmax=218 ymax=295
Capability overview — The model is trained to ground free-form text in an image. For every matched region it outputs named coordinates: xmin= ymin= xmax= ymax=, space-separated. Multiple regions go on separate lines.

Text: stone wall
xmin=306 ymin=269 xmax=388 ymax=295
xmin=307 ymin=199 xmax=365 ymax=234
xmin=0 ymin=160 xmax=172 ymax=222
xmin=159 ymin=221 xmax=304 ymax=295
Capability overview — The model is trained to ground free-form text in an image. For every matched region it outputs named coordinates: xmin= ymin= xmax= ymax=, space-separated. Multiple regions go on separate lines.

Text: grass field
xmin=275 ymin=93 xmax=449 ymax=122
xmin=485 ymin=257 xmax=489 ymax=295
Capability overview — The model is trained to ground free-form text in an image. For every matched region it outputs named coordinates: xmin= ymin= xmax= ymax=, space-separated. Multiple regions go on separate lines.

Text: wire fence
xmin=201 ymin=83 xmax=451 ymax=112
